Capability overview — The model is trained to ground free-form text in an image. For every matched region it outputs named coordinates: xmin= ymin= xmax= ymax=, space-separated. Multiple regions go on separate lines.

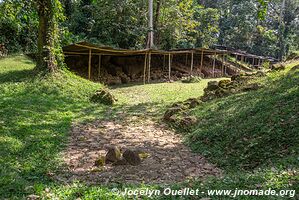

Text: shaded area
xmin=0 ymin=69 xmax=34 ymax=83
xmin=0 ymin=57 xmax=104 ymax=198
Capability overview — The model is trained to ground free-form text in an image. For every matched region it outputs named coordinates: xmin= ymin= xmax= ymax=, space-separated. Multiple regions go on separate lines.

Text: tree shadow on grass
xmin=108 ymin=80 xmax=170 ymax=89
xmin=0 ymin=69 xmax=35 ymax=83
xmin=0 ymin=81 xmax=107 ymax=198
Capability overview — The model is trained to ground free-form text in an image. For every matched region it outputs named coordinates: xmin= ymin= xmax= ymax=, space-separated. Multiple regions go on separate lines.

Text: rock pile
xmin=100 ymin=68 xmax=129 ymax=85
xmin=201 ymin=74 xmax=262 ymax=102
xmin=289 ymin=64 xmax=299 ymax=72
xmin=95 ymin=145 xmax=143 ymax=166
xmin=181 ymin=75 xmax=202 ymax=83
xmin=163 ymin=98 xmax=200 ymax=128
xmin=90 ymin=88 xmax=117 ymax=105
xmin=163 ymin=72 xmax=265 ymax=128
xmin=271 ymin=63 xmax=286 ymax=71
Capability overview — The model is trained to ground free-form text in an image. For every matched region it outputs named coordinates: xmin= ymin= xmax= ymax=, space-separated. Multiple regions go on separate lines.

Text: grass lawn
xmin=0 ymin=55 xmax=298 ymax=199
xmin=0 ymin=56 xmax=221 ymax=199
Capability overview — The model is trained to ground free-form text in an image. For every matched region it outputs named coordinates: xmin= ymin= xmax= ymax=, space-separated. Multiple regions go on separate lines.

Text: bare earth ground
xmin=61 ymin=84 xmax=222 ymax=184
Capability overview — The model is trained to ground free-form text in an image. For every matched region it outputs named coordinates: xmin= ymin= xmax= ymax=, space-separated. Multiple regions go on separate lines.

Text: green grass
xmin=180 ymin=61 xmax=299 ymax=198
xmin=110 ymin=78 xmax=225 ymax=121
xmin=0 ymin=55 xmax=298 ymax=199
xmin=0 ymin=56 xmax=221 ymax=199
xmin=0 ymin=56 xmax=106 ymax=199
xmin=186 ymin=61 xmax=299 ymax=170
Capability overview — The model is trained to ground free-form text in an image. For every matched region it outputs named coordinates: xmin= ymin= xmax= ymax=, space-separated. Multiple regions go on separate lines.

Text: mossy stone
xmin=90 ymin=88 xmax=116 ymax=105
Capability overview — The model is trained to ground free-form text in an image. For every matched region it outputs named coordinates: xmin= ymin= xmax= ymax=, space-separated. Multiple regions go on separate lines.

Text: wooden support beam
xmin=168 ymin=53 xmax=171 ymax=81
xmin=213 ymin=52 xmax=216 ymax=78
xmin=200 ymin=50 xmax=203 ymax=73
xmin=88 ymin=49 xmax=92 ymax=80
xmin=98 ymin=54 xmax=102 ymax=79
xmin=258 ymin=59 xmax=261 ymax=68
xmin=221 ymin=54 xmax=225 ymax=76
xmin=185 ymin=53 xmax=188 ymax=66
xmin=190 ymin=52 xmax=194 ymax=75
xmin=224 ymin=55 xmax=227 ymax=76
xmin=148 ymin=52 xmax=151 ymax=83
xmin=143 ymin=53 xmax=148 ymax=84
xmin=163 ymin=54 xmax=166 ymax=70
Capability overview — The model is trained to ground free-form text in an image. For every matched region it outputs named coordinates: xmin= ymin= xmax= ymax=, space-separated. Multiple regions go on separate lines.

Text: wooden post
xmin=221 ymin=54 xmax=224 ymax=76
xmin=88 ymin=49 xmax=92 ymax=80
xmin=253 ymin=58 xmax=255 ymax=68
xmin=213 ymin=52 xmax=216 ymax=78
xmin=143 ymin=53 xmax=148 ymax=84
xmin=224 ymin=55 xmax=227 ymax=76
xmin=185 ymin=53 xmax=188 ymax=66
xmin=200 ymin=50 xmax=204 ymax=73
xmin=168 ymin=53 xmax=171 ymax=81
xmin=163 ymin=54 xmax=166 ymax=70
xmin=148 ymin=52 xmax=151 ymax=83
xmin=98 ymin=54 xmax=102 ymax=79
xmin=190 ymin=52 xmax=194 ymax=75
xmin=258 ymin=59 xmax=261 ymax=68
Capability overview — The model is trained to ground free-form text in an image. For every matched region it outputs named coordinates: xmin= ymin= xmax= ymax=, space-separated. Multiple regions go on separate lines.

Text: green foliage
xmin=215 ymin=0 xmax=299 ymax=59
xmin=194 ymin=7 xmax=220 ymax=48
xmin=262 ymin=60 xmax=270 ymax=69
xmin=0 ymin=0 xmax=298 ymax=60
xmin=257 ymin=0 xmax=270 ymax=20
xmin=62 ymin=0 xmax=219 ymax=49
xmin=0 ymin=0 xmax=38 ymax=53
xmin=90 ymin=0 xmax=147 ymax=48
xmin=157 ymin=0 xmax=200 ymax=49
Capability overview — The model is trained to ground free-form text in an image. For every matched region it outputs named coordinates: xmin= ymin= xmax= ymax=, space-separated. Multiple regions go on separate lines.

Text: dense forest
xmin=0 ymin=0 xmax=298 ymax=61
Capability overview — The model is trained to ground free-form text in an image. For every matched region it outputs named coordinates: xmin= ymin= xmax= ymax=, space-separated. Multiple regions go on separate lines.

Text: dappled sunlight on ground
xmin=61 ymin=116 xmax=222 ymax=184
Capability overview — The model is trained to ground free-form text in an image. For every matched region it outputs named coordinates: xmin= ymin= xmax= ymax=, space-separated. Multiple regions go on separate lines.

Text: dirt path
xmin=61 ymin=86 xmax=222 ymax=184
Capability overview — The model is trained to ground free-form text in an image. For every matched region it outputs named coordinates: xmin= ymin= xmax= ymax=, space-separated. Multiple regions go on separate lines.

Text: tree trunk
xmin=147 ymin=0 xmax=154 ymax=48
xmin=154 ymin=0 xmax=161 ymax=46
xmin=36 ymin=0 xmax=57 ymax=72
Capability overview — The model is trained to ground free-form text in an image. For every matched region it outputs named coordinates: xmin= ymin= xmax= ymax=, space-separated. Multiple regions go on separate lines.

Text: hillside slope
xmin=0 ymin=56 xmax=104 ymax=198
xmin=186 ymin=61 xmax=299 ymax=170
xmin=166 ymin=60 xmax=299 ymax=199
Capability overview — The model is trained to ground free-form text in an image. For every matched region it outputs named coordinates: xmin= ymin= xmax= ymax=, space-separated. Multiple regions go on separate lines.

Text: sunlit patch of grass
xmin=112 ymin=79 xmax=226 ymax=106
xmin=110 ymin=78 xmax=228 ymax=120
